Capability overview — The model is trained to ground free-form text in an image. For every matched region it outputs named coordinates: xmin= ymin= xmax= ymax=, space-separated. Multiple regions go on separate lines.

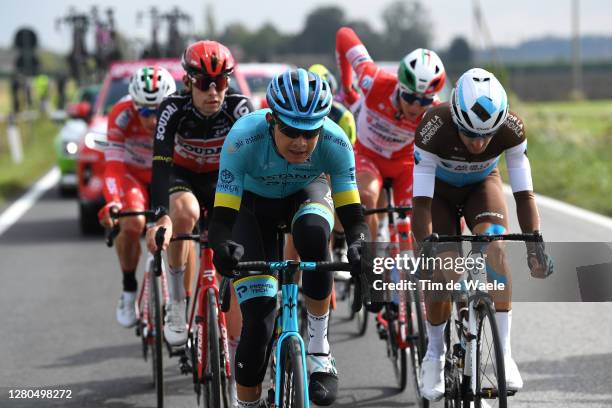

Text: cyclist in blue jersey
xmin=206 ymin=69 xmax=370 ymax=407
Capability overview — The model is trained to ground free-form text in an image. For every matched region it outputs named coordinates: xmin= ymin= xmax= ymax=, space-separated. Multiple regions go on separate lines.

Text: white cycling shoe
xmin=419 ymin=356 xmax=445 ymax=401
xmin=505 ymin=356 xmax=524 ymax=391
xmin=307 ymin=352 xmax=338 ymax=406
xmin=116 ymin=291 xmax=138 ymax=328
xmin=163 ymin=300 xmax=187 ymax=346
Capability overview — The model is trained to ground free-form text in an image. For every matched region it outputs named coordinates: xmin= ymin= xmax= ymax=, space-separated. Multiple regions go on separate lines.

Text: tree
xmin=204 ymin=4 xmax=216 ymax=38
xmin=244 ymin=23 xmax=285 ymax=61
xmin=380 ymin=0 xmax=432 ymax=59
xmin=446 ymin=36 xmax=473 ymax=71
xmin=292 ymin=6 xmax=346 ymax=54
xmin=346 ymin=20 xmax=384 ymax=60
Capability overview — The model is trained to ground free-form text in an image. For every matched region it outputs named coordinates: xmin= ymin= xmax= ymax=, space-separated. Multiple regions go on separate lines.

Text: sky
xmin=2 ymin=0 xmax=612 ymax=53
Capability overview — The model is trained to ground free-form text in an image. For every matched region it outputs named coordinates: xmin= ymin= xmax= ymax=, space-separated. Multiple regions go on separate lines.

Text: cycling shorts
xmin=354 ymin=141 xmax=414 ymax=206
xmin=169 ymin=166 xmax=218 ymax=213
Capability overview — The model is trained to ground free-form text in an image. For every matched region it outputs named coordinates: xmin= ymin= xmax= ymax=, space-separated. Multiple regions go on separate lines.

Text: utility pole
xmin=571 ymin=0 xmax=583 ymax=99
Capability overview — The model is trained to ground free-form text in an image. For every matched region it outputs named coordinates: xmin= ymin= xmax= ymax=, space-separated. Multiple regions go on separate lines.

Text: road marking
xmin=0 ymin=167 xmax=60 ymax=237
xmin=503 ymin=185 xmax=612 ymax=232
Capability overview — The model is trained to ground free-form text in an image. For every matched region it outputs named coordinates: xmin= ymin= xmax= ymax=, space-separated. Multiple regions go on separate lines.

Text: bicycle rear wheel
xmin=474 ymin=299 xmax=507 ymax=408
xmin=150 ymin=272 xmax=164 ymax=407
xmin=278 ymin=336 xmax=306 ymax=408
xmin=386 ymin=311 xmax=408 ymax=391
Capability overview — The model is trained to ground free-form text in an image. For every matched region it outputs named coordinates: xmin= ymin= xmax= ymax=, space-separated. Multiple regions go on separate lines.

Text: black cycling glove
xmin=213 ymin=240 xmax=244 ymax=278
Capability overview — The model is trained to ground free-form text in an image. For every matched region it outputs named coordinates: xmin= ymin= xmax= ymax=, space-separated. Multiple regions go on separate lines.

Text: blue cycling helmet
xmin=266 ymin=68 xmax=332 ymax=130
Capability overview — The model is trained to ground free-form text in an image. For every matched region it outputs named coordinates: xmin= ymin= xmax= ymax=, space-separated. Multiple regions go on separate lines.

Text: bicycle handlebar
xmin=104 ymin=210 xmax=155 ymax=247
xmin=363 ymin=205 xmax=413 ymax=217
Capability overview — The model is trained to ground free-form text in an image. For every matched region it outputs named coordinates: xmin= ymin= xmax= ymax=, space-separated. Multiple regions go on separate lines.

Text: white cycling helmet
xmin=450 ymin=68 xmax=508 ymax=136
xmin=128 ymin=66 xmax=176 ymax=107
xmin=398 ymin=48 xmax=446 ymax=96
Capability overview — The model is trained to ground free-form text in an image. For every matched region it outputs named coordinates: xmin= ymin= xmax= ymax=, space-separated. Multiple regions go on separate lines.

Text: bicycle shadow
xmin=333 ymin=385 xmax=416 ymax=407
xmin=39 ymin=344 xmax=140 ymax=369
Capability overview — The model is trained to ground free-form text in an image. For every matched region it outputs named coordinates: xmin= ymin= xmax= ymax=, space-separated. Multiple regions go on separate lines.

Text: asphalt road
xmin=1 ymin=183 xmax=611 ymax=407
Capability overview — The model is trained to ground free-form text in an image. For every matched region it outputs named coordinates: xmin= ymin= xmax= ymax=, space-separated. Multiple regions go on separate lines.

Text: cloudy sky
xmin=2 ymin=0 xmax=611 ymax=53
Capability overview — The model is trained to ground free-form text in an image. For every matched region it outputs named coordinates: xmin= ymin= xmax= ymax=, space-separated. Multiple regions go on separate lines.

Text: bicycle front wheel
xmin=202 ymin=288 xmax=228 ymax=408
xmin=150 ymin=272 xmax=164 ymax=408
xmin=474 ymin=299 xmax=507 ymax=408
xmin=407 ymin=289 xmax=429 ymax=407
xmin=278 ymin=336 xmax=306 ymax=408
xmin=387 ymin=313 xmax=408 ymax=391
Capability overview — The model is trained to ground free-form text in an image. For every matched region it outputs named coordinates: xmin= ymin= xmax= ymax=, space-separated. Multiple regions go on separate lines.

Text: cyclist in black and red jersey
xmin=144 ymin=41 xmax=253 ymax=349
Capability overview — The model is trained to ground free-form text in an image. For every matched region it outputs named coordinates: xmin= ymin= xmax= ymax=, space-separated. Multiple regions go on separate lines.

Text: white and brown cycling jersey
xmin=412 ymin=104 xmax=539 ymax=238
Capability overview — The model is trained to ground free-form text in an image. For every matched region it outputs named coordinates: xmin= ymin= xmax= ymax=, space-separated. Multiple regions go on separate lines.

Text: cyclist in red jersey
xmin=98 ymin=66 xmax=176 ymax=327
xmin=335 ymin=26 xmax=446 ymax=247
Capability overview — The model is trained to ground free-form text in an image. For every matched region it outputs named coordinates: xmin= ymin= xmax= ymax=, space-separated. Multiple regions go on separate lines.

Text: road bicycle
xmin=223 ymin=259 xmax=355 ymax=408
xmin=106 ymin=211 xmax=168 ymax=408
xmin=362 ymin=178 xmax=428 ymax=406
xmin=421 ymin=226 xmax=544 ymax=408
xmin=168 ymin=213 xmax=232 ymax=408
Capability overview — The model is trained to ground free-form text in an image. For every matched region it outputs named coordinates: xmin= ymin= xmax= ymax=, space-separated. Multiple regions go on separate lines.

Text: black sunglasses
xmin=275 ymin=116 xmax=322 ymax=140
xmin=399 ymin=90 xmax=434 ymax=106
xmin=136 ymin=106 xmax=158 ymax=118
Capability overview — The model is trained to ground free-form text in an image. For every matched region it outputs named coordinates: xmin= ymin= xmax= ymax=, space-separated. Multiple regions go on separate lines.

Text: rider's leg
xmin=464 ymin=171 xmax=522 ymax=390
xmin=168 ymin=191 xmax=199 ymax=301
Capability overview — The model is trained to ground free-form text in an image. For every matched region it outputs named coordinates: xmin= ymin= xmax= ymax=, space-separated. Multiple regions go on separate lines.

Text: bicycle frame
xmin=272 ymin=262 xmax=310 ymax=408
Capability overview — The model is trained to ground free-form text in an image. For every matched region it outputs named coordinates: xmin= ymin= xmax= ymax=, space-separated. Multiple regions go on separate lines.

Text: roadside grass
xmin=0 ymin=117 xmax=60 ymax=205
xmin=501 ymin=99 xmax=612 ymax=216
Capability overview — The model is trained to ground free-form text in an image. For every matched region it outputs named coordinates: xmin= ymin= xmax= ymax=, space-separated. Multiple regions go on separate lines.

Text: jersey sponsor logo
xmin=346 ymin=45 xmax=373 ymax=66
xmin=177 ymin=139 xmax=223 ymax=156
xmin=155 ymin=103 xmax=178 ymax=140
xmin=323 ymin=134 xmax=351 ymax=151
xmin=220 ymin=169 xmax=235 ymax=184
xmin=105 ymin=178 xmax=118 ymax=195
xmin=504 ymin=114 xmax=524 ymax=139
xmin=475 ymin=211 xmax=504 ymax=220
xmin=115 ymin=109 xmax=131 ymax=129
xmin=152 ymin=155 xmax=172 ymax=162
xmin=233 ymin=99 xmax=251 ymax=118
xmin=217 ymin=183 xmax=239 ymax=194
xmin=419 ymin=115 xmax=443 ymax=145
xmin=360 ymin=75 xmax=373 ymax=91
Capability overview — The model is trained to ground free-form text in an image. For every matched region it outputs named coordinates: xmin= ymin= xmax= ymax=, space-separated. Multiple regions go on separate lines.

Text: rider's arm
xmin=335 ymin=27 xmax=378 ymax=105
xmin=102 ymin=105 xmax=128 ymax=206
xmin=505 ymin=140 xmax=540 ymax=232
xmin=150 ymin=98 xmax=181 ymax=218
xmin=208 ymin=124 xmax=247 ymax=249
xmin=412 ymin=146 xmax=440 ymax=242
xmin=323 ymin=124 xmax=370 ymax=244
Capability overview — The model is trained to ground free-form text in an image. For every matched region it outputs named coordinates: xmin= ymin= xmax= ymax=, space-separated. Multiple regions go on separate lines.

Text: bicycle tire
xmin=407 ymin=289 xmax=429 ymax=407
xmin=387 ymin=314 xmax=408 ymax=391
xmin=444 ymin=308 xmax=461 ymax=408
xmin=205 ymin=288 xmax=222 ymax=408
xmin=151 ymin=271 xmax=164 ymax=408
xmin=278 ymin=336 xmax=306 ymax=408
xmin=348 ymin=280 xmax=368 ymax=335
xmin=474 ymin=299 xmax=507 ymax=408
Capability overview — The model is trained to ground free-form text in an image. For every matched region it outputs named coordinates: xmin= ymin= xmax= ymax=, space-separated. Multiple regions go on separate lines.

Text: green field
xmin=515 ymin=99 xmax=612 ymax=216
xmin=0 ymin=117 xmax=60 ymax=205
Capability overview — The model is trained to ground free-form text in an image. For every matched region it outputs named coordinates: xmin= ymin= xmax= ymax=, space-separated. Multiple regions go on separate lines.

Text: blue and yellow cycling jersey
xmin=214 ymin=109 xmax=360 ymax=211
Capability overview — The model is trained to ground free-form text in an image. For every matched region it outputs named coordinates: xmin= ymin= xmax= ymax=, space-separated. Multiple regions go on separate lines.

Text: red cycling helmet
xmin=181 ymin=40 xmax=235 ymax=77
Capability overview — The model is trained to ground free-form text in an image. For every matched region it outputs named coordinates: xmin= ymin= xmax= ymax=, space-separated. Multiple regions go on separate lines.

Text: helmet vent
xmin=410 ymin=59 xmax=417 ymax=69
xmin=491 ymin=110 xmax=505 ymax=128
xmin=460 ymin=110 xmax=474 ymax=128
xmin=435 ymin=66 xmax=440 ymax=74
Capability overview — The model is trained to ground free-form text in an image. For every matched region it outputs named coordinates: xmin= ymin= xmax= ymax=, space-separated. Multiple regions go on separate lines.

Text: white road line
xmin=503 ymin=185 xmax=612 ymax=231
xmin=0 ymin=167 xmax=60 ymax=237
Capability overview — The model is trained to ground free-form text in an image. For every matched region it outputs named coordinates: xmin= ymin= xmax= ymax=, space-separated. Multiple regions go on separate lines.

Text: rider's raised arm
xmin=102 ymin=103 xmax=129 ymax=205
xmin=150 ymin=97 xmax=182 ymax=215
xmin=503 ymin=113 xmax=541 ymax=232
xmin=335 ymin=26 xmax=379 ymax=105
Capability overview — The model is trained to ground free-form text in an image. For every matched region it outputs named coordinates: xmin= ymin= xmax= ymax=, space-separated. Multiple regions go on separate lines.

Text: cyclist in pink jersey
xmin=336 ymin=26 xmax=446 ymax=245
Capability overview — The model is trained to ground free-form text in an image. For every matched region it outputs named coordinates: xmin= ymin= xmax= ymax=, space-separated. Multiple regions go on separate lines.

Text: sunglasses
xmin=136 ymin=106 xmax=158 ymax=118
xmin=458 ymin=125 xmax=497 ymax=139
xmin=190 ymin=74 xmax=230 ymax=92
xmin=276 ymin=117 xmax=321 ymax=140
xmin=399 ymin=90 xmax=434 ymax=106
